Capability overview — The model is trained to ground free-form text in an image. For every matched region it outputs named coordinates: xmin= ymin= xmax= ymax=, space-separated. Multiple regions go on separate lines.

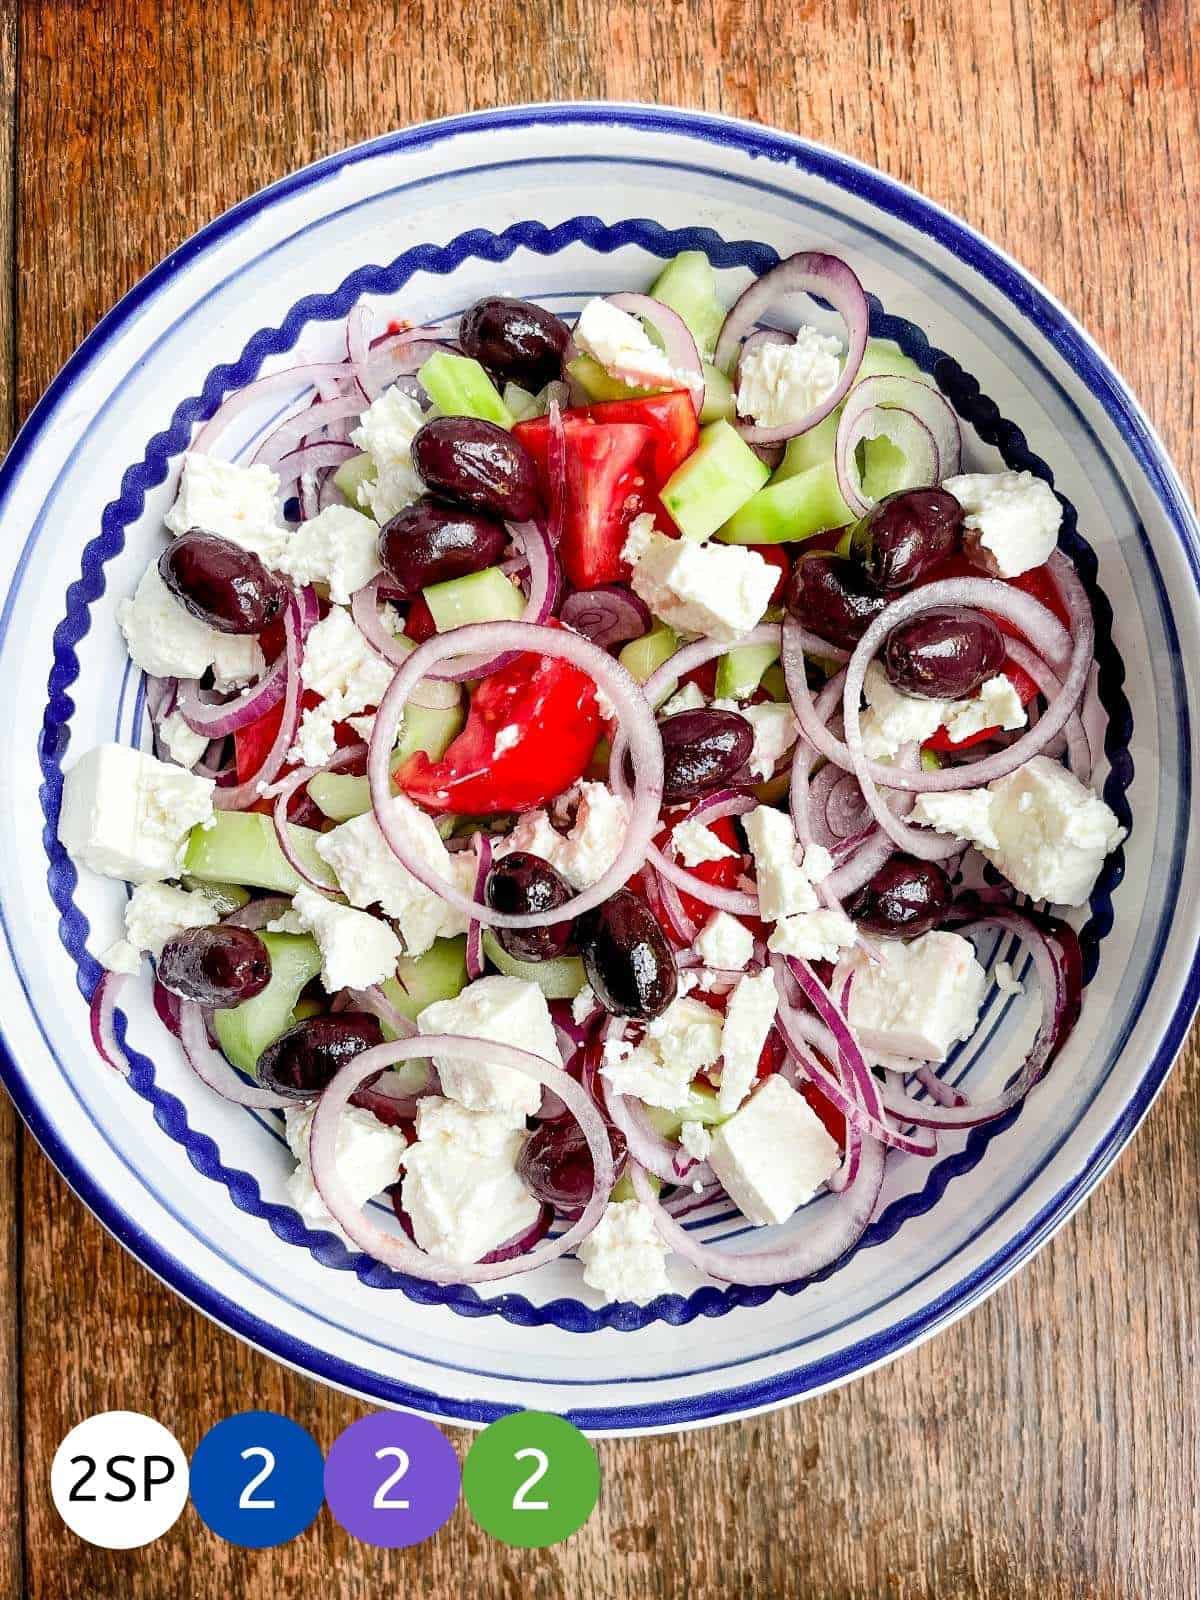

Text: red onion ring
xmin=190 ymin=361 xmax=363 ymax=454
xmin=601 ymin=1079 xmax=695 ymax=1185
xmin=653 ymin=869 xmax=699 ymax=945
xmin=346 ymin=305 xmax=373 ymax=400
xmin=252 ymin=394 xmax=368 ymax=468
xmin=266 ymin=743 xmax=365 ymax=893
xmin=1002 ymin=638 xmax=1093 ymax=781
xmin=274 ymin=440 xmax=357 ymax=491
xmin=465 ymin=835 xmax=492 ymax=980
xmin=560 ymin=585 xmax=651 ymax=649
xmin=714 ymin=253 xmax=869 ymax=444
xmin=177 ymin=1000 xmax=292 ymax=1108
xmin=349 ymin=577 xmax=460 ymax=712
xmin=337 ymin=986 xmax=417 ymax=1042
xmin=213 ymin=591 xmax=308 ymax=811
xmin=834 ymin=374 xmax=962 ymax=516
xmin=176 ymin=656 xmax=287 ymax=737
xmin=367 ymin=622 xmax=663 ymax=929
xmin=309 ymin=1035 xmax=614 ymax=1280
xmin=604 ymin=292 xmax=705 ymax=414
xmin=90 ymin=972 xmax=130 ymax=1076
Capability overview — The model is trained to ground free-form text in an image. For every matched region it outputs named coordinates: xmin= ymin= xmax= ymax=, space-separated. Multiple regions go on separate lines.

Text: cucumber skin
xmin=661 ymin=419 xmax=770 ymax=542
xmin=213 ymin=932 xmax=323 ymax=1075
xmin=715 ymin=640 xmax=781 ymax=700
xmin=619 ymin=622 xmax=679 ymax=684
xmin=480 ymin=931 xmax=587 ymax=1000
xmin=418 ymin=351 xmax=514 ymax=428
xmin=424 ymin=565 xmax=524 ymax=631
xmin=380 ymin=936 xmax=469 ymax=1026
xmin=183 ymin=812 xmax=329 ymax=895
xmin=716 ymin=460 xmax=852 ymax=545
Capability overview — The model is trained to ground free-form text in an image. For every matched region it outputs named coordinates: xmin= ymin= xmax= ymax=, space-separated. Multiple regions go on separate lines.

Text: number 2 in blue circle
xmin=190 ymin=1413 xmax=324 ymax=1548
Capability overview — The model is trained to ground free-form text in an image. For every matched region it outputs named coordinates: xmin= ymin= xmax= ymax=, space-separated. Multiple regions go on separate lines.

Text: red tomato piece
xmin=403 ymin=594 xmax=437 ymax=643
xmin=397 ymin=648 xmax=602 ymax=814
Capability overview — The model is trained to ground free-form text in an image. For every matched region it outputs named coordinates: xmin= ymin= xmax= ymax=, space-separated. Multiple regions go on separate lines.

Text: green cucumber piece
xmin=180 ymin=878 xmax=251 ymax=915
xmin=417 ymin=351 xmax=514 ymax=428
xmin=502 ymin=381 xmax=543 ymax=423
xmin=643 ymin=1084 xmax=726 ymax=1142
xmin=660 ymin=420 xmax=770 ymax=542
xmin=648 ymin=251 xmax=724 ymax=360
xmin=856 ymin=337 xmax=922 ymax=384
xmin=714 ymin=640 xmax=781 ymax=701
xmin=771 ymin=413 xmax=840 ymax=480
xmin=424 ymin=565 xmax=524 ymax=631
xmin=480 ymin=931 xmax=587 ymax=1001
xmin=619 ymin=622 xmax=679 ymax=684
xmin=213 ymin=933 xmax=323 ymax=1075
xmin=309 ymin=702 xmax=464 ymax=821
xmin=699 ymin=362 xmax=735 ymax=424
xmin=333 ymin=451 xmax=376 ymax=506
xmin=182 ymin=812 xmax=331 ymax=895
xmin=566 ymin=355 xmax=657 ymax=403
xmin=380 ymin=935 xmax=469 ymax=1027
xmin=860 ymin=433 xmax=923 ymax=501
xmin=611 ymin=1171 xmax=661 ymax=1203
xmin=716 ymin=460 xmax=852 ymax=545
xmin=760 ymin=663 xmax=789 ymax=703
xmin=921 ymin=747 xmax=944 ymax=773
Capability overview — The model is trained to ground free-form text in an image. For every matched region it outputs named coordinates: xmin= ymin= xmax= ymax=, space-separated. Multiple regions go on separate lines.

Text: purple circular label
xmin=323 ymin=1412 xmax=460 ymax=1548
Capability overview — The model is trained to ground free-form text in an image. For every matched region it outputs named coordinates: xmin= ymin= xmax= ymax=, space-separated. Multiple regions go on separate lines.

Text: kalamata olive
xmin=411 ymin=416 xmax=540 ymax=522
xmin=847 ymin=855 xmax=952 ymax=937
xmin=785 ymin=554 xmax=887 ymax=650
xmin=659 ymin=709 xmax=755 ymax=802
xmin=848 ymin=487 xmax=963 ymax=592
xmin=159 ymin=531 xmax=285 ymax=634
xmin=378 ymin=495 xmax=509 ymax=598
xmin=459 ymin=295 xmax=571 ymax=390
xmin=883 ymin=606 xmax=1007 ymax=701
xmin=577 ymin=890 xmax=678 ymax=1020
xmin=486 ymin=851 xmax=578 ymax=962
xmin=157 ymin=924 xmax=273 ymax=1007
xmin=256 ymin=1013 xmax=385 ymax=1100
xmin=517 ymin=1117 xmax=628 ymax=1214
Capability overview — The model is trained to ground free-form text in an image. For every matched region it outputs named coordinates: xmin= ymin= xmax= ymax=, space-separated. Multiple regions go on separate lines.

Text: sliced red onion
xmin=152 ymin=977 xmax=183 ymax=1039
xmin=420 ymin=521 xmax=561 ymax=684
xmin=368 ymin=622 xmax=663 ymax=929
xmin=604 ymin=292 xmax=705 ymax=414
xmin=465 ymin=836 xmax=492 ymax=980
xmin=346 ymin=304 xmax=373 ymax=400
xmin=266 ymin=743 xmax=364 ymax=893
xmin=177 ymin=1000 xmax=292 ymax=1109
xmin=560 ymin=585 xmax=651 ymax=649
xmin=90 ymin=972 xmax=130 ymax=1076
xmin=834 ymin=374 xmax=962 ymax=517
xmin=338 ymin=986 xmax=417 ymax=1041
xmin=274 ymin=440 xmax=357 ymax=491
xmin=350 ymin=577 xmax=460 ymax=711
xmin=363 ymin=328 xmax=457 ymax=391
xmin=653 ymin=869 xmax=698 ymax=945
xmin=602 ymin=1081 xmax=689 ymax=1185
xmin=714 ymin=253 xmax=870 ymax=444
xmin=1003 ymin=637 xmax=1092 ymax=781
xmin=190 ymin=361 xmax=363 ymax=454
xmin=252 ymin=394 xmax=367 ymax=468
xmin=214 ymin=592 xmax=307 ymax=811
xmin=176 ymin=655 xmax=288 ymax=737
xmin=309 ymin=1035 xmax=614 ymax=1280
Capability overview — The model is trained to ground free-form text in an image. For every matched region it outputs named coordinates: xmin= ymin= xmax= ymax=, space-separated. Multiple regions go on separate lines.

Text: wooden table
xmin=0 ymin=2 xmax=1195 ymax=1595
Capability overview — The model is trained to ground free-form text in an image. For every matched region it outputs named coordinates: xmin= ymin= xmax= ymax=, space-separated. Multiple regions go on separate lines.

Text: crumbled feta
xmin=58 ymin=744 xmax=215 ymax=884
xmin=314 ymin=800 xmax=471 ymax=957
xmin=576 ymin=1199 xmax=671 ymax=1305
xmin=911 ymin=788 xmax=999 ymax=849
xmin=679 ymin=1120 xmax=712 ymax=1162
xmin=211 ymin=634 xmax=266 ymax=691
xmin=803 ymin=843 xmax=834 ymax=884
xmin=289 ymin=605 xmax=395 ymax=766
xmin=717 ymin=969 xmax=778 ymax=1113
xmin=693 ymin=911 xmax=754 ymax=972
xmin=942 ymin=470 xmax=1062 ymax=578
xmin=290 ymin=885 xmax=403 ymax=992
xmin=158 ymin=710 xmax=210 ymax=770
xmin=860 ymin=663 xmax=1026 ymax=759
xmin=574 ymin=298 xmax=680 ymax=390
xmin=124 ymin=881 xmax=218 ymax=956
xmin=399 ymin=1096 xmax=539 ymax=1264
xmin=165 ymin=452 xmax=288 ymax=566
xmin=284 ymin=1101 xmax=407 ymax=1242
xmin=99 ymin=939 xmax=142 ymax=975
xmin=275 ymin=505 xmax=383 ymax=604
xmin=708 ymin=1074 xmax=840 ymax=1226
xmin=630 ymin=533 xmax=778 ymax=642
xmin=417 ymin=975 xmax=559 ymax=1126
xmin=118 ymin=563 xmax=236 ymax=682
xmin=497 ymin=782 xmax=629 ymax=890
xmin=620 ymin=511 xmax=658 ymax=566
xmin=941 ymin=675 xmax=1027 ymax=744
xmin=659 ymin=682 xmax=706 ymax=717
xmin=847 ymin=931 xmax=987 ymax=1061
xmin=672 ymin=817 xmax=738 ymax=868
xmin=735 ymin=327 xmax=843 ymax=429
xmin=571 ymin=984 xmax=597 ymax=1024
xmin=350 ymin=386 xmax=425 ymax=524
xmin=768 ymin=909 xmax=857 ymax=964
xmin=601 ymin=997 xmax=724 ymax=1110
xmin=739 ymin=701 xmax=799 ymax=780
xmin=743 ymin=805 xmax=818 ymax=919
xmin=994 ymin=960 xmax=1023 ymax=997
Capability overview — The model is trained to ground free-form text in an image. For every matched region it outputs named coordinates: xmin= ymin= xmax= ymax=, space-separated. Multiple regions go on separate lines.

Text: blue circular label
xmin=190 ymin=1411 xmax=325 ymax=1548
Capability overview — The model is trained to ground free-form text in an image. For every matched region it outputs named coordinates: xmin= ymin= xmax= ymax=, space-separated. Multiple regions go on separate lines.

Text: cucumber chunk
xmin=760 ymin=663 xmax=789 ymax=703
xmin=332 ymin=451 xmax=376 ymax=507
xmin=716 ymin=460 xmax=852 ymax=545
xmin=699 ymin=363 xmax=735 ymax=424
xmin=648 ymin=251 xmax=724 ymax=360
xmin=611 ymin=1171 xmax=661 ymax=1203
xmin=309 ymin=702 xmax=465 ymax=821
xmin=566 ymin=355 xmax=658 ymax=403
xmin=424 ymin=565 xmax=524 ymax=631
xmin=619 ymin=622 xmax=679 ymax=684
xmin=481 ymin=931 xmax=587 ymax=1000
xmin=856 ymin=337 xmax=922 ymax=384
xmin=714 ymin=640 xmax=781 ymax=701
xmin=180 ymin=878 xmax=251 ymax=915
xmin=380 ymin=935 xmax=469 ymax=1027
xmin=182 ymin=812 xmax=331 ymax=895
xmin=771 ymin=413 xmax=841 ymax=480
xmin=660 ymin=419 xmax=770 ymax=542
xmin=417 ymin=351 xmax=514 ymax=428
xmin=643 ymin=1084 xmax=726 ymax=1141
xmin=502 ymin=381 xmax=543 ymax=423
xmin=213 ymin=932 xmax=323 ymax=1075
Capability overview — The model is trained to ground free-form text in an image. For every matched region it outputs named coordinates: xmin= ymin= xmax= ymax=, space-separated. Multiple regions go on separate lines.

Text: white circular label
xmin=50 ymin=1411 xmax=189 ymax=1549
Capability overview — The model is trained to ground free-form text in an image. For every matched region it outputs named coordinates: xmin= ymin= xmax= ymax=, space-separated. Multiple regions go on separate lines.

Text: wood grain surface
xmin=2 ymin=1 xmax=1197 ymax=1595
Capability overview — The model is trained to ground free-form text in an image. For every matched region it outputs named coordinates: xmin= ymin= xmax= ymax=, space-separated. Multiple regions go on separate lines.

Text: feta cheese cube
xmin=99 ymin=939 xmax=142 ymax=975
xmin=284 ymin=1101 xmax=407 ymax=1242
xmin=847 ymin=931 xmax=987 ymax=1061
xmin=735 ymin=327 xmax=843 ymax=429
xmin=620 ymin=511 xmax=658 ymax=566
xmin=679 ymin=1120 xmax=712 ymax=1162
xmin=124 ymin=881 xmax=218 ymax=956
xmin=289 ymin=606 xmax=395 ymax=767
xmin=574 ymin=298 xmax=680 ymax=390
xmin=165 ymin=452 xmax=288 ymax=566
xmin=739 ymin=701 xmax=799 ymax=780
xmin=158 ymin=710 xmax=210 ymax=770
xmin=767 ymin=909 xmax=857 ymax=964
xmin=659 ymin=681 xmax=706 ymax=716
xmin=211 ymin=633 xmax=266 ymax=691
xmin=400 ymin=1096 xmax=539 ymax=1264
xmin=58 ymin=744 xmax=215 ymax=883
xmin=118 ymin=562 xmax=234 ymax=681
xmin=417 ymin=975 xmax=559 ymax=1125
xmin=290 ymin=885 xmax=403 ymax=992
xmin=743 ymin=805 xmax=818 ymax=919
xmin=803 ymin=842 xmax=834 ymax=884
xmin=942 ymin=470 xmax=1062 ymax=578
xmin=708 ymin=1074 xmax=840 ymax=1226
xmin=979 ymin=756 xmax=1125 ymax=905
xmin=600 ymin=997 xmax=724 ymax=1109
xmin=314 ymin=801 xmax=470 ymax=957
xmin=672 ymin=817 xmax=738 ymax=868
xmin=497 ymin=783 xmax=629 ymax=890
xmin=350 ymin=386 xmax=425 ymax=524
xmin=859 ymin=663 xmax=947 ymax=759
xmin=717 ymin=968 xmax=778 ymax=1113
xmin=630 ymin=533 xmax=778 ymax=642
xmin=276 ymin=505 xmax=383 ymax=604
xmin=576 ymin=1199 xmax=671 ymax=1304
xmin=940 ymin=675 xmax=1027 ymax=744
xmin=911 ymin=787 xmax=998 ymax=849
xmin=693 ymin=911 xmax=754 ymax=972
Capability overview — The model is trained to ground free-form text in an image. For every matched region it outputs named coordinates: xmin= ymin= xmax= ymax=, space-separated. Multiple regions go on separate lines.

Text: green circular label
xmin=461 ymin=1412 xmax=600 ymax=1548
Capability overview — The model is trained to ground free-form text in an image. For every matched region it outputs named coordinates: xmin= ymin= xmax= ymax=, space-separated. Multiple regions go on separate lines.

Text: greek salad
xmin=59 ymin=249 xmax=1125 ymax=1304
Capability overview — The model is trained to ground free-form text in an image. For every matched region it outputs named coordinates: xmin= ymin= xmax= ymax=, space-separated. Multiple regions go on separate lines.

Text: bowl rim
xmin=2 ymin=100 xmax=1198 ymax=1432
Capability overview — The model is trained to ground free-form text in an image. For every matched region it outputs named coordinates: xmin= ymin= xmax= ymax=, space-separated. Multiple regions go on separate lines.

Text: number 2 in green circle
xmin=462 ymin=1413 xmax=600 ymax=1548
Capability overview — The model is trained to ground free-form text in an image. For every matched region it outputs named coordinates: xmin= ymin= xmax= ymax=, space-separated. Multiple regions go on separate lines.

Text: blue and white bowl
xmin=1 ymin=104 xmax=1196 ymax=1434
